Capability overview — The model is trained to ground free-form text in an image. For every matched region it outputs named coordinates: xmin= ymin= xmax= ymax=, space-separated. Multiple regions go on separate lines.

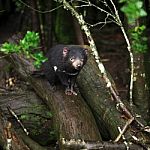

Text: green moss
xmin=19 ymin=113 xmax=57 ymax=145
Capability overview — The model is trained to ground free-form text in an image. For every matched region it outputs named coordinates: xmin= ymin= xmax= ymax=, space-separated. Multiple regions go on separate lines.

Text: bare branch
xmin=76 ymin=0 xmax=116 ymax=20
xmin=74 ymin=4 xmax=90 ymax=8
xmin=114 ymin=117 xmax=134 ymax=142
xmin=109 ymin=0 xmax=134 ymax=106
xmin=102 ymin=0 xmax=115 ymax=15
xmin=7 ymin=106 xmax=29 ymax=135
xmin=90 ymin=3 xmax=115 ymax=19
xmin=18 ymin=0 xmax=63 ymax=13
xmin=87 ymin=20 xmax=113 ymax=28
xmin=99 ymin=13 xmax=111 ymax=29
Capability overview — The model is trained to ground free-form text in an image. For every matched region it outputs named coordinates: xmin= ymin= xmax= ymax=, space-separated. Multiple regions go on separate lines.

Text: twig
xmin=117 ymin=127 xmax=130 ymax=150
xmin=120 ymin=26 xmax=134 ymax=106
xmin=87 ymin=20 xmax=113 ymax=28
xmin=18 ymin=0 xmax=63 ymax=13
xmin=7 ymin=106 xmax=29 ymax=135
xmin=114 ymin=117 xmax=134 ymax=142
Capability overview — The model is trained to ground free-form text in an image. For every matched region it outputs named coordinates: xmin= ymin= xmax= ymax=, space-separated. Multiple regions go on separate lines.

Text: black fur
xmin=34 ymin=45 xmax=87 ymax=95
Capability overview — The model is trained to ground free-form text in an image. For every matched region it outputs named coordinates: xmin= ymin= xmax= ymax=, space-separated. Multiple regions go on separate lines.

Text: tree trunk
xmin=5 ymin=52 xmax=149 ymax=148
xmin=128 ymin=20 xmax=149 ymax=120
xmin=78 ymin=48 xmax=127 ymax=139
xmin=73 ymin=17 xmax=84 ymax=45
xmin=145 ymin=44 xmax=150 ymax=118
xmin=133 ymin=53 xmax=149 ymax=118
xmin=30 ymin=0 xmax=40 ymax=32
xmin=43 ymin=0 xmax=53 ymax=51
xmin=54 ymin=7 xmax=76 ymax=44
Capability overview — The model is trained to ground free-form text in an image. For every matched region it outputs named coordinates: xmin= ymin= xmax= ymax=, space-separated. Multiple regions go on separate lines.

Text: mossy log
xmin=0 ymin=84 xmax=54 ymax=145
xmin=8 ymin=54 xmax=102 ymax=141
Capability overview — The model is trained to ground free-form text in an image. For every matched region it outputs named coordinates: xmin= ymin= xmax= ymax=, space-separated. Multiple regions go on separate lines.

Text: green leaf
xmin=139 ymin=25 xmax=146 ymax=30
xmin=0 ymin=31 xmax=47 ymax=68
xmin=19 ymin=31 xmax=40 ymax=52
xmin=135 ymin=1 xmax=143 ymax=9
xmin=139 ymin=9 xmax=147 ymax=17
xmin=120 ymin=0 xmax=147 ymax=23
xmin=0 ymin=43 xmax=20 ymax=54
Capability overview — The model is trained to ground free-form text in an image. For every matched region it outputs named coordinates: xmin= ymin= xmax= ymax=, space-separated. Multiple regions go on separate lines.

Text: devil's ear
xmin=84 ymin=48 xmax=88 ymax=55
xmin=63 ymin=47 xmax=69 ymax=57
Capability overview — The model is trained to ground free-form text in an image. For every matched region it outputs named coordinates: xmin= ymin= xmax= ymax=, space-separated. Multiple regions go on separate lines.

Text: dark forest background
xmin=0 ymin=0 xmax=150 ymax=149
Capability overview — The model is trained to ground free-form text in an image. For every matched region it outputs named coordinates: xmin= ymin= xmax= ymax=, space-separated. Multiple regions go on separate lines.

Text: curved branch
xmin=109 ymin=0 xmax=134 ymax=107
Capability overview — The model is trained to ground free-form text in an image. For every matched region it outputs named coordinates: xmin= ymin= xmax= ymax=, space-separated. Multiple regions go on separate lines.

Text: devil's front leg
xmin=56 ymin=72 xmax=71 ymax=95
xmin=57 ymin=72 xmax=77 ymax=95
xmin=68 ymin=75 xmax=78 ymax=95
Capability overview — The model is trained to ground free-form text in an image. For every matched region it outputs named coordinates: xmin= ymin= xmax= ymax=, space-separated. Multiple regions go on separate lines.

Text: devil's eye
xmin=70 ymin=57 xmax=75 ymax=61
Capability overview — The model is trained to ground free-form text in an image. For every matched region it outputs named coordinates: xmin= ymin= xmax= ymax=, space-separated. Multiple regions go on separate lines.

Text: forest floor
xmin=0 ymin=15 xmax=129 ymax=101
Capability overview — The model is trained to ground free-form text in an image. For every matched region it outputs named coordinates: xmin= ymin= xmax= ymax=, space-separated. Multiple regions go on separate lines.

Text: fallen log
xmin=78 ymin=47 xmax=149 ymax=142
xmin=60 ymin=138 xmax=145 ymax=150
xmin=8 ymin=53 xmax=102 ymax=141
xmin=78 ymin=50 xmax=126 ymax=139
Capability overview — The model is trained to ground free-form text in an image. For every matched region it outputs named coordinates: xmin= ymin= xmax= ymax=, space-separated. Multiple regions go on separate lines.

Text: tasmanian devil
xmin=33 ymin=45 xmax=88 ymax=95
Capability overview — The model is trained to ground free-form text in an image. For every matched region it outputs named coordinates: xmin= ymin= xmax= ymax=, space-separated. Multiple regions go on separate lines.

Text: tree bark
xmin=0 ymin=84 xmax=54 ymax=145
xmin=5 ymin=45 xmax=150 ymax=142
xmin=73 ymin=17 xmax=84 ymax=45
xmin=2 ymin=36 xmax=150 ymax=148
xmin=54 ymin=7 xmax=76 ymax=44
xmin=78 ymin=48 xmax=126 ymax=139
xmin=43 ymin=0 xmax=53 ymax=50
